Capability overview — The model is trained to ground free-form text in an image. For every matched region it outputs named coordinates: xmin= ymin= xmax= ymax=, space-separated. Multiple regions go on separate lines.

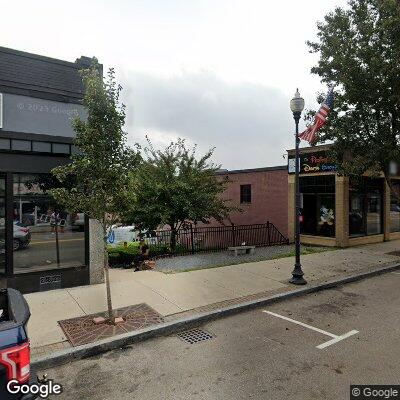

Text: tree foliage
xmin=307 ymin=0 xmax=400 ymax=184
xmin=50 ymin=61 xmax=139 ymax=320
xmin=123 ymin=138 xmax=234 ymax=250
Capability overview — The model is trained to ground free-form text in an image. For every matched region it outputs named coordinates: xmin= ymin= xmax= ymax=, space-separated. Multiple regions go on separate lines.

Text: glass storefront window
xmin=300 ymin=176 xmax=335 ymax=237
xmin=13 ymin=173 xmax=85 ymax=273
xmin=0 ymin=178 xmax=5 ymax=274
xmin=390 ymin=181 xmax=400 ymax=232
xmin=349 ymin=178 xmax=383 ymax=237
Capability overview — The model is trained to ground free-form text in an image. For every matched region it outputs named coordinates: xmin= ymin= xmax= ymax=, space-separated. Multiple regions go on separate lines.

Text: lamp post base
xmin=289 ymin=265 xmax=307 ymax=285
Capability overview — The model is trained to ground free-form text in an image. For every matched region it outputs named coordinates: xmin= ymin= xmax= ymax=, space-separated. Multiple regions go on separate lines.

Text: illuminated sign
xmin=288 ymin=151 xmax=337 ymax=174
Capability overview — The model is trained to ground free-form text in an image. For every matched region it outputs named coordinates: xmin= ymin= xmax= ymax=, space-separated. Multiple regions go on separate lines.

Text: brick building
xmin=214 ymin=166 xmax=288 ymax=237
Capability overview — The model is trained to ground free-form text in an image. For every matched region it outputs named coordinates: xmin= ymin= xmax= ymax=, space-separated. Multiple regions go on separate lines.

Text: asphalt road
xmin=41 ymin=272 xmax=400 ymax=400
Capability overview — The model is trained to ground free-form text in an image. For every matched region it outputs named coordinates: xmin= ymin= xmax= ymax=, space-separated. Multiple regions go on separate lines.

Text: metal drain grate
xmin=177 ymin=329 xmax=214 ymax=344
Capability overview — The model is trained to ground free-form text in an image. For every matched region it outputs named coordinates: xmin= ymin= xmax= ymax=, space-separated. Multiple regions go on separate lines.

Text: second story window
xmin=240 ymin=184 xmax=252 ymax=204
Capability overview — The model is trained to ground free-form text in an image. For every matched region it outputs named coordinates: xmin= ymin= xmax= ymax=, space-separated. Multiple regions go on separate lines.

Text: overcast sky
xmin=2 ymin=0 xmax=347 ymax=169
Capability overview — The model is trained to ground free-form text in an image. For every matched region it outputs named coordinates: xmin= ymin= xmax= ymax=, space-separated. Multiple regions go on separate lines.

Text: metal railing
xmin=152 ymin=222 xmax=288 ymax=256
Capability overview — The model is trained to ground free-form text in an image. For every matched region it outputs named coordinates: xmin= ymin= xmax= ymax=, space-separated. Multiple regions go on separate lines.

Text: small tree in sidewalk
xmin=50 ymin=61 xmax=140 ymax=323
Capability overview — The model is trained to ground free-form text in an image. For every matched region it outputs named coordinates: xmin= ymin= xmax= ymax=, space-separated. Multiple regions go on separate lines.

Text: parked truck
xmin=0 ymin=288 xmax=36 ymax=399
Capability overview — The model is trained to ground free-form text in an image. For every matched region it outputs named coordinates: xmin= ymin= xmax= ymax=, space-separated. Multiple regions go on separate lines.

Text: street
xmin=41 ymin=272 xmax=400 ymax=400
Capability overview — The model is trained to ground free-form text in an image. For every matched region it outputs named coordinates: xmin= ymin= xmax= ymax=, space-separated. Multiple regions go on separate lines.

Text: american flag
xmin=299 ymin=87 xmax=334 ymax=144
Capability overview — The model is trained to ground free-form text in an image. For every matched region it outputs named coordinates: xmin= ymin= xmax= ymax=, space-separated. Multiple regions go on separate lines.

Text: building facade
xmin=215 ymin=166 xmax=288 ymax=236
xmin=0 ymin=47 xmax=103 ymax=293
xmin=287 ymin=144 xmax=400 ymax=247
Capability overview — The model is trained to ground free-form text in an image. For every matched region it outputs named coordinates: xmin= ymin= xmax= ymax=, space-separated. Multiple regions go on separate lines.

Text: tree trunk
xmin=170 ymin=225 xmax=177 ymax=253
xmin=103 ymin=222 xmax=114 ymax=322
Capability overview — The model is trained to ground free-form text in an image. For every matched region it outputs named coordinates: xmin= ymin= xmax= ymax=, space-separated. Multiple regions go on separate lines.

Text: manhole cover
xmin=177 ymin=329 xmax=214 ymax=344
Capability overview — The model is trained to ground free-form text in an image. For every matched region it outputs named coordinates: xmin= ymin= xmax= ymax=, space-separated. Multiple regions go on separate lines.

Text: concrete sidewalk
xmin=25 ymin=240 xmax=400 ymax=357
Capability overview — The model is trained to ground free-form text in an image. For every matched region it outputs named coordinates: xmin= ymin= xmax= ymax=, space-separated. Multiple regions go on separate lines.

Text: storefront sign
xmin=1 ymin=93 xmax=86 ymax=137
xmin=288 ymin=151 xmax=337 ymax=174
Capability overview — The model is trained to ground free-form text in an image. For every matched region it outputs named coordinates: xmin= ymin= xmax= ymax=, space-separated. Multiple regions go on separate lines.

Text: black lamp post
xmin=289 ymin=89 xmax=307 ymax=285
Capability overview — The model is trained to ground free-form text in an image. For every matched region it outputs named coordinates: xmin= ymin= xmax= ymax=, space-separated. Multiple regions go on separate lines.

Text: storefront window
xmin=349 ymin=178 xmax=383 ymax=237
xmin=0 ymin=178 xmax=5 ymax=274
xmin=300 ymin=176 xmax=335 ymax=237
xmin=390 ymin=181 xmax=400 ymax=232
xmin=13 ymin=173 xmax=85 ymax=273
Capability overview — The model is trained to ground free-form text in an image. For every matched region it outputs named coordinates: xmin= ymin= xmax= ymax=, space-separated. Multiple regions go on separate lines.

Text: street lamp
xmin=289 ymin=89 xmax=307 ymax=285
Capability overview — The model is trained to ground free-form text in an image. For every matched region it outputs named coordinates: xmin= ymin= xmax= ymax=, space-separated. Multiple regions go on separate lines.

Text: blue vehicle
xmin=0 ymin=288 xmax=36 ymax=399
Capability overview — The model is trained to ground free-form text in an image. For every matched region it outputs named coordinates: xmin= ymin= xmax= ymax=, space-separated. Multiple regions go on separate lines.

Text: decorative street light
xmin=289 ymin=89 xmax=307 ymax=285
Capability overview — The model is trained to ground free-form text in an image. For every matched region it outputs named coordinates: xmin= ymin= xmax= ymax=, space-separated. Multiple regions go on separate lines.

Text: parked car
xmin=71 ymin=213 xmax=85 ymax=231
xmin=13 ymin=223 xmax=31 ymax=251
xmin=0 ymin=288 xmax=37 ymax=399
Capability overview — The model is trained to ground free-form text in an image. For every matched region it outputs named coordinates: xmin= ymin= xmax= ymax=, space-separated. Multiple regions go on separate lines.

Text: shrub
xmin=108 ymin=243 xmax=173 ymax=268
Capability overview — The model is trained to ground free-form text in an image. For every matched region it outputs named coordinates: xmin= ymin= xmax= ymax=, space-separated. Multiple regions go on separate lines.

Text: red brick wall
xmin=205 ymin=167 xmax=288 ymax=237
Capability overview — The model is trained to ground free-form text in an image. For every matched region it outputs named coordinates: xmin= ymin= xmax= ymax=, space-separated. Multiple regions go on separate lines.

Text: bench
xmin=228 ymin=245 xmax=255 ymax=256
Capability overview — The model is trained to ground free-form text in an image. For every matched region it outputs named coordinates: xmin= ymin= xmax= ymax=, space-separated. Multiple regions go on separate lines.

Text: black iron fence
xmin=153 ymin=222 xmax=288 ymax=256
xmin=108 ymin=222 xmax=288 ymax=267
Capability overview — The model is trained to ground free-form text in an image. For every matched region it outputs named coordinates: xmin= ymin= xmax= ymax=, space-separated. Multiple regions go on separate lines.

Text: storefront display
xmin=13 ymin=173 xmax=85 ymax=273
xmin=288 ymin=145 xmax=400 ymax=247
xmin=299 ymin=176 xmax=335 ymax=237
xmin=0 ymin=46 xmax=103 ymax=293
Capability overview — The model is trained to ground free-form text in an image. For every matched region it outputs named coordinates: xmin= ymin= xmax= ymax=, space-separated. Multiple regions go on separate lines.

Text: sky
xmin=1 ymin=0 xmax=348 ymax=169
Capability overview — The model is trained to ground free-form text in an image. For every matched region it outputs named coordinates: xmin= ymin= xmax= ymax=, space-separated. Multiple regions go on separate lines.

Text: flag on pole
xmin=299 ymin=87 xmax=334 ymax=144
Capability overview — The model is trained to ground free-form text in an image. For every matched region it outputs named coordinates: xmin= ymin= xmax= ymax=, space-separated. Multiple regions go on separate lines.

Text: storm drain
xmin=177 ymin=328 xmax=214 ymax=344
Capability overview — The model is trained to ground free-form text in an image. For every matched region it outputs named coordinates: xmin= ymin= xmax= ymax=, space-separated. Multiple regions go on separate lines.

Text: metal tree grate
xmin=177 ymin=329 xmax=214 ymax=344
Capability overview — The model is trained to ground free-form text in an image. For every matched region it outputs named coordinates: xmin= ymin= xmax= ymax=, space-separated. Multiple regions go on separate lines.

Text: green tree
xmin=50 ymin=61 xmax=139 ymax=322
xmin=307 ymin=0 xmax=400 ymax=187
xmin=124 ymin=138 xmax=234 ymax=251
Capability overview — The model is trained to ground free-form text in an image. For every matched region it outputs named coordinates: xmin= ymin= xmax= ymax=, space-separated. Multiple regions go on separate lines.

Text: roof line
xmin=217 ymin=165 xmax=287 ymax=174
xmin=0 ymin=46 xmax=81 ymax=68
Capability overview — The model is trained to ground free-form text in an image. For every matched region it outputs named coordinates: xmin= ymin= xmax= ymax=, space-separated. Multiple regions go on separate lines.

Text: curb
xmin=32 ymin=262 xmax=400 ymax=370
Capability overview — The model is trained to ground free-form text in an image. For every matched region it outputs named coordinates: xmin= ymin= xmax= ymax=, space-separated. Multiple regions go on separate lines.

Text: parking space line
xmin=316 ymin=330 xmax=359 ymax=349
xmin=391 ymin=272 xmax=400 ymax=275
xmin=263 ymin=310 xmax=359 ymax=350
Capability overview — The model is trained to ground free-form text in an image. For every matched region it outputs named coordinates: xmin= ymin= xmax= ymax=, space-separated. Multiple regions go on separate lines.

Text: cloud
xmin=120 ymin=70 xmax=295 ymax=169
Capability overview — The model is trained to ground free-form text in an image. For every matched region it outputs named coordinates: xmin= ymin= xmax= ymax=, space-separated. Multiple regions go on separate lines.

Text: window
xmin=13 ymin=173 xmax=85 ymax=273
xmin=240 ymin=184 xmax=251 ymax=204
xmin=299 ymin=176 xmax=335 ymax=237
xmin=52 ymin=143 xmax=70 ymax=154
xmin=349 ymin=178 xmax=383 ymax=237
xmin=389 ymin=181 xmax=400 ymax=232
xmin=11 ymin=140 xmax=31 ymax=152
xmin=0 ymin=178 xmax=5 ymax=274
xmin=0 ymin=138 xmax=10 ymax=150
xmin=32 ymin=141 xmax=52 ymax=153
xmin=71 ymin=145 xmax=82 ymax=155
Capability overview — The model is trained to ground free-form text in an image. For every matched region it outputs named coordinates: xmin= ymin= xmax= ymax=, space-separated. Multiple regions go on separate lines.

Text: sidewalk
xmin=26 ymin=240 xmax=400 ymax=358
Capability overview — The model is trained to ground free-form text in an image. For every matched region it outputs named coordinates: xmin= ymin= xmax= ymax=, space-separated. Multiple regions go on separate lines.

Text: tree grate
xmin=177 ymin=329 xmax=214 ymax=344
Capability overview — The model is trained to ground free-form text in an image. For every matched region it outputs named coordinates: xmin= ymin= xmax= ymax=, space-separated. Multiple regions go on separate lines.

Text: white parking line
xmin=391 ymin=272 xmax=400 ymax=275
xmin=263 ymin=310 xmax=359 ymax=350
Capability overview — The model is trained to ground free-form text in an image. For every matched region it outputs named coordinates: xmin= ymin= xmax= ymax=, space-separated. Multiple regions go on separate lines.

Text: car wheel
xmin=13 ymin=239 xmax=20 ymax=251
